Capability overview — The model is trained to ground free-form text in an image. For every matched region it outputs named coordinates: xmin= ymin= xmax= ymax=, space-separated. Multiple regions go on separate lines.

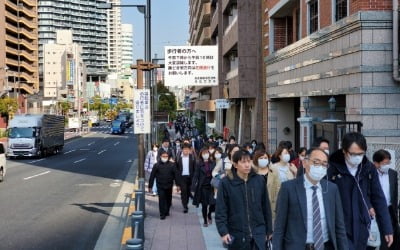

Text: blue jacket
xmin=328 ymin=150 xmax=393 ymax=250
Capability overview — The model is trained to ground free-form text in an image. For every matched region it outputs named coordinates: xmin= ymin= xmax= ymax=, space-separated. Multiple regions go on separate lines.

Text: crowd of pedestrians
xmin=145 ymin=117 xmax=400 ymax=250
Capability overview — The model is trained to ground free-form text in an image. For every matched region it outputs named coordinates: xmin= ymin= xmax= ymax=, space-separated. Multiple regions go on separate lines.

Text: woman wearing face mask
xmin=253 ymin=150 xmax=281 ymax=223
xmin=192 ymin=147 xmax=216 ymax=227
xmin=291 ymin=147 xmax=307 ymax=169
xmin=148 ymin=151 xmax=181 ymax=220
xmin=145 ymin=143 xmax=159 ymax=196
xmin=211 ymin=147 xmax=225 ymax=198
xmin=271 ymin=146 xmax=297 ymax=183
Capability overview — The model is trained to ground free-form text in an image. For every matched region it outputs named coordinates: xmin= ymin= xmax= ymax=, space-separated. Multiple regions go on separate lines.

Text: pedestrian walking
xmin=145 ymin=143 xmax=159 ymax=196
xmin=273 ymin=148 xmax=348 ymax=250
xmin=192 ymin=147 xmax=216 ymax=227
xmin=291 ymin=147 xmax=307 ymax=169
xmin=216 ymin=149 xmax=273 ymax=250
xmin=368 ymin=149 xmax=399 ymax=250
xmin=148 ymin=151 xmax=181 ymax=220
xmin=176 ymin=143 xmax=196 ymax=213
xmin=211 ymin=147 xmax=225 ymax=198
xmin=270 ymin=146 xmax=297 ymax=183
xmin=328 ymin=132 xmax=393 ymax=250
xmin=157 ymin=137 xmax=176 ymax=162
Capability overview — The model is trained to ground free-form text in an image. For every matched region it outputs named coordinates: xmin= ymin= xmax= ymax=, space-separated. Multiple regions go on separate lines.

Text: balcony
xmin=194 ymin=100 xmax=216 ymax=112
xmin=226 ymin=67 xmax=238 ymax=80
xmin=210 ymin=6 xmax=219 ymax=35
xmin=197 ymin=26 xmax=211 ymax=45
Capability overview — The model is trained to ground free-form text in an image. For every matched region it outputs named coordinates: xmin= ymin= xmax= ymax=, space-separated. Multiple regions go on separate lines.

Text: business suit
xmin=273 ymin=176 xmax=348 ymax=250
xmin=176 ymin=153 xmax=196 ymax=210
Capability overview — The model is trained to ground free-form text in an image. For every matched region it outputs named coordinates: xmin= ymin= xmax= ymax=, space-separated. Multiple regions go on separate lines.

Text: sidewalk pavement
xmin=143 ymin=188 xmax=224 ymax=250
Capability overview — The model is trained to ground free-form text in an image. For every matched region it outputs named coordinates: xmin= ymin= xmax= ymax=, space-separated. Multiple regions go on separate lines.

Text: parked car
xmin=0 ymin=143 xmax=7 ymax=182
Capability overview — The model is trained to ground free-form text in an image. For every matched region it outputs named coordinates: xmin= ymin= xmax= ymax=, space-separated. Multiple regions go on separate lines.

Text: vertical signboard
xmin=164 ymin=45 xmax=218 ymax=87
xmin=134 ymin=89 xmax=151 ymax=134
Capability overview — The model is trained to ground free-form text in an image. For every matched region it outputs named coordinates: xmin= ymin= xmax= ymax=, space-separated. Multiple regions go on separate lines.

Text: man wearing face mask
xmin=176 ymin=143 xmax=196 ymax=213
xmin=273 ymin=148 xmax=348 ymax=250
xmin=371 ymin=149 xmax=399 ymax=250
xmin=157 ymin=138 xmax=176 ymax=162
xmin=149 ymin=151 xmax=181 ymax=220
xmin=328 ymin=132 xmax=393 ymax=250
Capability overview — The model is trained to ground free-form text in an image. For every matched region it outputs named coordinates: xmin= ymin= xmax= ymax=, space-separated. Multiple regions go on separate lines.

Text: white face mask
xmin=324 ymin=149 xmax=330 ymax=155
xmin=224 ymin=161 xmax=232 ymax=170
xmin=202 ymin=154 xmax=209 ymax=160
xmin=308 ymin=165 xmax=327 ymax=182
xmin=299 ymin=156 xmax=305 ymax=161
xmin=248 ymin=149 xmax=253 ymax=154
xmin=161 ymin=157 xmax=169 ymax=163
xmin=209 ymin=149 xmax=215 ymax=154
xmin=258 ymin=159 xmax=269 ymax=168
xmin=176 ymin=143 xmax=180 ymax=147
xmin=153 ymin=147 xmax=158 ymax=152
xmin=214 ymin=153 xmax=222 ymax=160
xmin=252 ymin=143 xmax=256 ymax=148
xmin=281 ymin=153 xmax=291 ymax=163
xmin=347 ymin=154 xmax=363 ymax=167
xmin=380 ymin=164 xmax=390 ymax=173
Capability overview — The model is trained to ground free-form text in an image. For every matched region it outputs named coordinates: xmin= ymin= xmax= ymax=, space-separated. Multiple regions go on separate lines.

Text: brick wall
xmin=350 ymin=0 xmax=392 ymax=14
xmin=320 ymin=0 xmax=332 ymax=29
xmin=274 ymin=18 xmax=293 ymax=51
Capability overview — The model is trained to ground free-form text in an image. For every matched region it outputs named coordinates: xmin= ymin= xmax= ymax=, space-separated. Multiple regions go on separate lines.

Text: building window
xmin=335 ymin=0 xmax=347 ymax=21
xmin=308 ymin=0 xmax=318 ymax=34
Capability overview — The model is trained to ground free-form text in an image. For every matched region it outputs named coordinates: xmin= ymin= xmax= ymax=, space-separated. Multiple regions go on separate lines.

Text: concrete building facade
xmin=264 ymin=0 xmax=400 ymax=156
xmin=42 ymin=30 xmax=85 ymax=113
xmin=0 ymin=0 xmax=39 ymax=113
xmin=120 ymin=23 xmax=133 ymax=69
xmin=189 ymin=0 xmax=264 ymax=143
xmin=106 ymin=0 xmax=122 ymax=73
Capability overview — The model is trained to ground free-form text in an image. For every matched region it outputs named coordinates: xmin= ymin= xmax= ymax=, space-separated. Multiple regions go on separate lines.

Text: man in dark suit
xmin=176 ymin=143 xmax=196 ymax=213
xmin=273 ymin=148 xmax=348 ymax=250
xmin=372 ymin=149 xmax=400 ymax=250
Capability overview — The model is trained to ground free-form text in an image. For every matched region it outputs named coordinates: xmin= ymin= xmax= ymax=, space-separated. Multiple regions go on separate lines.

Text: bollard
xmin=138 ymin=178 xmax=146 ymax=216
xmin=138 ymin=178 xmax=145 ymax=191
xmin=125 ymin=238 xmax=143 ymax=250
xmin=131 ymin=210 xmax=145 ymax=241
xmin=134 ymin=190 xmax=144 ymax=212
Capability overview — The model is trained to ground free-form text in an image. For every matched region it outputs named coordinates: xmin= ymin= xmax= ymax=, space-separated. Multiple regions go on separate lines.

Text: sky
xmin=121 ymin=0 xmax=189 ymax=61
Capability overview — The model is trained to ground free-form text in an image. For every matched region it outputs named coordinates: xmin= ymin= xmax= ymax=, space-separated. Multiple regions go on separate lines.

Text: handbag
xmin=367 ymin=217 xmax=381 ymax=248
xmin=265 ymin=238 xmax=272 ymax=250
xmin=210 ymin=175 xmax=220 ymax=188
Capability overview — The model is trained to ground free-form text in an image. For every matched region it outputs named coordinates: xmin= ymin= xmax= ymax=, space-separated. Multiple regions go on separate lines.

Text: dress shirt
xmin=377 ymin=169 xmax=391 ymax=206
xmin=304 ymin=176 xmax=329 ymax=244
xmin=181 ymin=155 xmax=190 ymax=176
xmin=278 ymin=166 xmax=289 ymax=183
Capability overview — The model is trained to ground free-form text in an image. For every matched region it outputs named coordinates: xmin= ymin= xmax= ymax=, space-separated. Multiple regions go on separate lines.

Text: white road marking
xmin=88 ymin=142 xmax=95 ymax=146
xmin=64 ymin=150 xmax=76 ymax=155
xmin=80 ymin=148 xmax=90 ymax=151
xmin=74 ymin=158 xmax=86 ymax=164
xmin=76 ymin=183 xmax=103 ymax=187
xmin=23 ymin=171 xmax=51 ymax=180
xmin=28 ymin=159 xmax=45 ymax=164
xmin=114 ymin=142 xmax=120 ymax=146
xmin=98 ymin=150 xmax=106 ymax=155
xmin=127 ymin=159 xmax=132 ymax=163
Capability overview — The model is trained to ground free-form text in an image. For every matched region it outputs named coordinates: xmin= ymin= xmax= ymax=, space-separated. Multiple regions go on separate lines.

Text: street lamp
xmin=303 ymin=97 xmax=310 ymax=117
xmin=328 ymin=96 xmax=336 ymax=120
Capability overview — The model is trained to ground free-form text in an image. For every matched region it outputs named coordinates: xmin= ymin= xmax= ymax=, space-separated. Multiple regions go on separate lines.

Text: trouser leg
xmin=166 ymin=187 xmax=173 ymax=213
xmin=180 ymin=176 xmax=190 ymax=209
xmin=158 ymin=187 xmax=168 ymax=217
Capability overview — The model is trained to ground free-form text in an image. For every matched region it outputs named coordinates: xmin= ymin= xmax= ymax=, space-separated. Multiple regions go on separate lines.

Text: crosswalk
xmin=90 ymin=126 xmax=134 ymax=134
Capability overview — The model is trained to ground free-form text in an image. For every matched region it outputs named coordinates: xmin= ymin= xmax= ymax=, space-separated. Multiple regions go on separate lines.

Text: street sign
xmin=133 ymin=89 xmax=151 ymax=134
xmin=110 ymin=98 xmax=118 ymax=105
xmin=215 ymin=99 xmax=230 ymax=109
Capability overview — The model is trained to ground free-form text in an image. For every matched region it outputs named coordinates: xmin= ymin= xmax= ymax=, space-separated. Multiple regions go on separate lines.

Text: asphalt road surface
xmin=0 ymin=124 xmax=137 ymax=250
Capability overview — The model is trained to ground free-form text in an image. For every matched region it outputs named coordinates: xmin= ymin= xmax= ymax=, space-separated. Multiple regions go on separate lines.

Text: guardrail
xmin=125 ymin=178 xmax=146 ymax=250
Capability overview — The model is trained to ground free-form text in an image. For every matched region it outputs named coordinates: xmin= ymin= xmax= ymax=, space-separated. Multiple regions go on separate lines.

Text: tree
xmin=157 ymin=82 xmax=176 ymax=115
xmin=58 ymin=101 xmax=71 ymax=116
xmin=0 ymin=97 xmax=18 ymax=122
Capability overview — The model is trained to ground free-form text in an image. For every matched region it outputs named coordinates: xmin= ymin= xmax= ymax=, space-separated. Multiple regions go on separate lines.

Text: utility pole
xmin=131 ymin=59 xmax=160 ymax=179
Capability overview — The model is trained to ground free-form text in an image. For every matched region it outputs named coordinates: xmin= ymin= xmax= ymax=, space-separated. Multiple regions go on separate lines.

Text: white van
xmin=0 ymin=143 xmax=6 ymax=182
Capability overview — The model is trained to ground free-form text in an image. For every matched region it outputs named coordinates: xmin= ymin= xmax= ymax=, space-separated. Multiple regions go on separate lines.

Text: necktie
xmin=311 ymin=186 xmax=324 ymax=250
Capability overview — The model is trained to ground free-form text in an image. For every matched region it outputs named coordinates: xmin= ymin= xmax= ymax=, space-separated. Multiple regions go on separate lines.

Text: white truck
xmin=7 ymin=114 xmax=65 ymax=158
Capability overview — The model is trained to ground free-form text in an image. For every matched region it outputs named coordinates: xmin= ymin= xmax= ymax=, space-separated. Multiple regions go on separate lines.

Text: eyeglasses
xmin=305 ymin=158 xmax=329 ymax=168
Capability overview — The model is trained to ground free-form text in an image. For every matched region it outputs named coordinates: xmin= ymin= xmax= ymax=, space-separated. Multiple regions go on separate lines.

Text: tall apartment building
xmin=107 ymin=0 xmax=122 ymax=73
xmin=38 ymin=0 xmax=107 ymax=84
xmin=189 ymin=0 xmax=264 ymax=143
xmin=42 ymin=30 xmax=85 ymax=112
xmin=264 ymin=0 xmax=400 ymax=154
xmin=0 ymin=0 xmax=39 ymax=113
xmin=120 ymin=23 xmax=133 ymax=69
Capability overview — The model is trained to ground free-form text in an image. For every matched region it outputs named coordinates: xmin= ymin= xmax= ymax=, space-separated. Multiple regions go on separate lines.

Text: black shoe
xmin=183 ymin=208 xmax=188 ymax=213
xmin=160 ymin=216 xmax=166 ymax=220
xmin=166 ymin=212 xmax=170 ymax=216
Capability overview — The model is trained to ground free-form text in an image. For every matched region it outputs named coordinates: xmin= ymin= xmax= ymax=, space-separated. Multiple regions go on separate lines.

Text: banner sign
xmin=133 ymin=89 xmax=151 ymax=134
xmin=164 ymin=45 xmax=218 ymax=87
xmin=215 ymin=99 xmax=230 ymax=109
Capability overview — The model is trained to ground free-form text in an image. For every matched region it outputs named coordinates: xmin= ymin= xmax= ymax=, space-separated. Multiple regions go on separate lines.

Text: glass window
xmin=335 ymin=0 xmax=347 ymax=21
xmin=309 ymin=0 xmax=318 ymax=34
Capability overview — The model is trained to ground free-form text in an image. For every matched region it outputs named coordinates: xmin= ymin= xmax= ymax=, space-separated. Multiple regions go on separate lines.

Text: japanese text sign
xmin=164 ymin=45 xmax=218 ymax=87
xmin=133 ymin=89 xmax=151 ymax=134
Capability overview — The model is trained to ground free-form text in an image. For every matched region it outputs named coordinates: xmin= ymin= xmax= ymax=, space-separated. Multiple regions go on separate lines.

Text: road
xmin=0 ymin=124 xmax=137 ymax=250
